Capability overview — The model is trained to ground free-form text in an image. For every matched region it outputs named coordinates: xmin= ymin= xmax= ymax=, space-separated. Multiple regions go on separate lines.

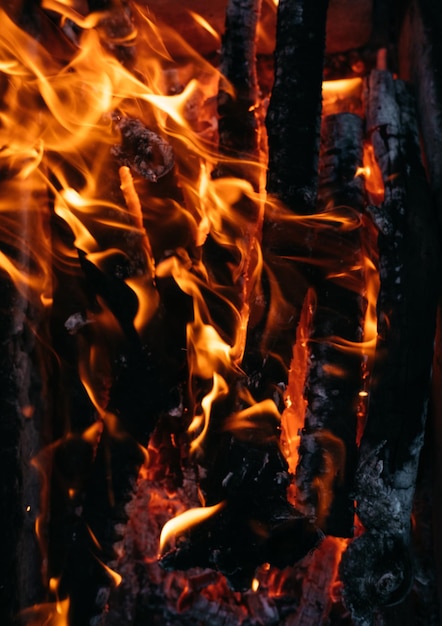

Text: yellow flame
xmin=159 ymin=501 xmax=226 ymax=554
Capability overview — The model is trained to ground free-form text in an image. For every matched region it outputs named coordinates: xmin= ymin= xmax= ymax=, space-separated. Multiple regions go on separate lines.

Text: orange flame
xmin=20 ymin=578 xmax=69 ymax=626
xmin=356 ymin=142 xmax=385 ymax=205
xmin=322 ymin=78 xmax=363 ymax=116
xmin=159 ymin=501 xmax=226 ymax=554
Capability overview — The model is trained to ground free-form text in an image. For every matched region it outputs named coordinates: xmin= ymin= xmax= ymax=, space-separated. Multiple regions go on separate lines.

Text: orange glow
xmin=322 ymin=78 xmax=363 ymax=115
xmin=20 ymin=598 xmax=70 ymax=626
xmin=0 ymin=0 xmax=385 ymax=615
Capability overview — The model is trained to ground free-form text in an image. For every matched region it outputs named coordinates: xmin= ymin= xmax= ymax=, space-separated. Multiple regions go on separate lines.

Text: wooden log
xmin=217 ymin=0 xmax=262 ymax=166
xmin=398 ymin=0 xmax=442 ymax=227
xmin=286 ymin=537 xmax=346 ymax=626
xmin=294 ymin=112 xmax=367 ymax=537
xmin=399 ymin=11 xmax=442 ymax=605
xmin=243 ymin=0 xmax=331 ymax=466
xmin=340 ymin=71 xmax=440 ymax=624
xmin=0 ymin=166 xmax=51 ymax=622
xmin=265 ymin=0 xmax=329 ymax=212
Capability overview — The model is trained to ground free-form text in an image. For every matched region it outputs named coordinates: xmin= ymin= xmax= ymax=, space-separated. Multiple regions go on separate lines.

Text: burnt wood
xmin=0 ymin=175 xmax=50 ymax=624
xmin=218 ymin=0 xmax=262 ymax=167
xmin=295 ymin=112 xmax=366 ymax=537
xmin=266 ymin=0 xmax=329 ymax=212
xmin=340 ymin=71 xmax=440 ymax=623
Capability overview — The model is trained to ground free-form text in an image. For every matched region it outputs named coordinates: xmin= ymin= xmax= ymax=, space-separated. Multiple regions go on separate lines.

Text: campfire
xmin=1 ymin=0 xmax=441 ymax=624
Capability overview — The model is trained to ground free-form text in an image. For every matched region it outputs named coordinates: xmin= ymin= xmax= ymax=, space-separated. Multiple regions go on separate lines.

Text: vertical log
xmin=340 ymin=72 xmax=440 ymax=624
xmin=295 ymin=112 xmax=367 ymax=536
xmin=398 ymin=5 xmax=442 ymax=611
xmin=218 ymin=0 xmax=262 ymax=166
xmin=266 ymin=0 xmax=329 ymax=212
xmin=0 ymin=169 xmax=51 ymax=623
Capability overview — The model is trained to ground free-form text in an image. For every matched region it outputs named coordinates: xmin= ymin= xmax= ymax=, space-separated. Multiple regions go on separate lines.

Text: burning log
xmin=286 ymin=536 xmax=347 ymax=626
xmin=0 ymin=170 xmax=50 ymax=623
xmin=46 ymin=120 xmax=185 ymax=623
xmin=266 ymin=0 xmax=329 ymax=212
xmin=340 ymin=70 xmax=440 ymax=623
xmin=295 ymin=111 xmax=368 ymax=536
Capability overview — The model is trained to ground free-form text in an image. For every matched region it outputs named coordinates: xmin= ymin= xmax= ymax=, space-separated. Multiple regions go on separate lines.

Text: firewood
xmin=398 ymin=0 xmax=442 ymax=225
xmin=159 ymin=437 xmax=322 ymax=591
xmin=0 ymin=172 xmax=50 ymax=622
xmin=340 ymin=71 xmax=440 ymax=623
xmin=217 ymin=0 xmax=262 ymax=167
xmin=294 ymin=112 xmax=367 ymax=537
xmin=266 ymin=0 xmax=329 ymax=213
xmin=159 ymin=0 xmax=324 ymax=592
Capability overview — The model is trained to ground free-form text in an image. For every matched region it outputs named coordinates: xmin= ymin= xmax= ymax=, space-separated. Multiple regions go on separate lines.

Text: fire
xmin=0 ymin=0 xmax=386 ymax=621
xmin=356 ymin=143 xmax=385 ymax=205
xmin=322 ymin=77 xmax=363 ymax=116
xmin=160 ymin=501 xmax=226 ymax=554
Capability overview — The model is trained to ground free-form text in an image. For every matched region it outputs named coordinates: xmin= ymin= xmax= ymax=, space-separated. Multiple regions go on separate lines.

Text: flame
xmin=159 ymin=500 xmax=226 ymax=554
xmin=0 ymin=0 xmax=385 ymax=615
xmin=187 ymin=372 xmax=229 ymax=453
xmin=222 ymin=398 xmax=281 ymax=443
xmin=356 ymin=143 xmax=385 ymax=205
xmin=187 ymin=11 xmax=220 ymax=43
xmin=20 ymin=599 xmax=70 ymax=626
xmin=20 ymin=578 xmax=69 ymax=626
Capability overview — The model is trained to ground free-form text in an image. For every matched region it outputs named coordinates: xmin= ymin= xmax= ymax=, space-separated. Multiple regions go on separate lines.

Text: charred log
xmin=295 ymin=113 xmax=367 ymax=537
xmin=0 ymin=171 xmax=50 ymax=623
xmin=340 ymin=71 xmax=440 ymax=623
xmin=217 ymin=0 xmax=262 ymax=167
xmin=266 ymin=0 xmax=329 ymax=212
xmin=398 ymin=0 xmax=442 ymax=226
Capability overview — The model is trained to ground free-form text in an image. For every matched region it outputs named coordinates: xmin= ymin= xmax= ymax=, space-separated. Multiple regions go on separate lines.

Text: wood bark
xmin=157 ymin=0 xmax=323 ymax=592
xmin=340 ymin=71 xmax=440 ymax=624
xmin=295 ymin=112 xmax=367 ymax=537
xmin=266 ymin=0 xmax=329 ymax=212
